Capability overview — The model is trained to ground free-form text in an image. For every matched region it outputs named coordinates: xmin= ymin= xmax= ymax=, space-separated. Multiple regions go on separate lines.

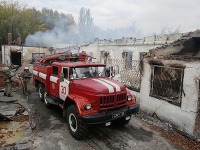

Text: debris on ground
xmin=137 ymin=111 xmax=200 ymax=150
xmin=0 ymin=113 xmax=13 ymax=121
xmin=0 ymin=94 xmax=37 ymax=149
xmin=0 ymin=119 xmax=30 ymax=149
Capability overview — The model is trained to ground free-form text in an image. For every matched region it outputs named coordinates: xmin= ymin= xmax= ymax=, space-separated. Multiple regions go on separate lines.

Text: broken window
xmin=100 ymin=51 xmax=109 ymax=59
xmin=100 ymin=51 xmax=109 ymax=64
xmin=122 ymin=51 xmax=132 ymax=69
xmin=150 ymin=65 xmax=184 ymax=106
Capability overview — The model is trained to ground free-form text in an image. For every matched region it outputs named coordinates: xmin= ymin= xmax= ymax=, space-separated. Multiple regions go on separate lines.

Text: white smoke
xmin=25 ymin=18 xmax=78 ymax=47
xmin=25 ymin=12 xmax=142 ymax=47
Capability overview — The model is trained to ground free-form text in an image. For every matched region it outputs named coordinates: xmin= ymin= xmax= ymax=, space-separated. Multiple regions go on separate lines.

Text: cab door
xmin=50 ymin=66 xmax=59 ymax=97
xmin=59 ymin=67 xmax=70 ymax=101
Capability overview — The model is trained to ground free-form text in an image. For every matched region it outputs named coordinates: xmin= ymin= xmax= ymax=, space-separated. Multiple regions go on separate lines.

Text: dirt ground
xmin=0 ymin=87 xmax=200 ymax=150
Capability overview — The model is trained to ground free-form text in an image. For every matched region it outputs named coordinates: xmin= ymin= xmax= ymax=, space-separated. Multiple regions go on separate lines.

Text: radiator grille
xmin=100 ymin=93 xmax=126 ymax=110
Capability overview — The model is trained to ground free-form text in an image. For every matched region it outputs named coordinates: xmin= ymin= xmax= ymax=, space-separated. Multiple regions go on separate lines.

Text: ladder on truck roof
xmin=38 ymin=53 xmax=94 ymax=65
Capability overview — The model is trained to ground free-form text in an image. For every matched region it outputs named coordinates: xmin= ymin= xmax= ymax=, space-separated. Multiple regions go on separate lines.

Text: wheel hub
xmin=69 ymin=113 xmax=77 ymax=132
xmin=44 ymin=92 xmax=47 ymax=104
xmin=39 ymin=88 xmax=42 ymax=98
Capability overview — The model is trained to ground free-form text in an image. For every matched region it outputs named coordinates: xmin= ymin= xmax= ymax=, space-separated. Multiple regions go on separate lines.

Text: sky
xmin=13 ymin=0 xmax=200 ymax=36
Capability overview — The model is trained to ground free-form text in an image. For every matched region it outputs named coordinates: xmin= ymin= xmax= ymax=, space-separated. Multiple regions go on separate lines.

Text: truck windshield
xmin=71 ymin=66 xmax=106 ymax=79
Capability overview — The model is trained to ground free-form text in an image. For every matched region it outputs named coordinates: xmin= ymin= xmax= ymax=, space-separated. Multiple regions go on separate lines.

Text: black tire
xmin=67 ymin=105 xmax=88 ymax=140
xmin=44 ymin=91 xmax=51 ymax=109
xmin=38 ymin=84 xmax=45 ymax=101
xmin=113 ymin=116 xmax=131 ymax=126
xmin=35 ymin=83 xmax=39 ymax=92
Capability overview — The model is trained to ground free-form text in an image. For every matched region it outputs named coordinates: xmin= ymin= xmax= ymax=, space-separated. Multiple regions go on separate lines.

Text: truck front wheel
xmin=67 ymin=105 xmax=88 ymax=140
xmin=38 ymin=84 xmax=45 ymax=102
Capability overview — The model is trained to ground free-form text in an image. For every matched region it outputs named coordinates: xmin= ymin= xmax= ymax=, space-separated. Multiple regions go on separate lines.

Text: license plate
xmin=112 ymin=112 xmax=125 ymax=119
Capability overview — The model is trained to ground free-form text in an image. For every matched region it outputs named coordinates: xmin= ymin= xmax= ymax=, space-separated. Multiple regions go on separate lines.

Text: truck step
xmin=46 ymin=95 xmax=64 ymax=106
xmin=46 ymin=97 xmax=58 ymax=105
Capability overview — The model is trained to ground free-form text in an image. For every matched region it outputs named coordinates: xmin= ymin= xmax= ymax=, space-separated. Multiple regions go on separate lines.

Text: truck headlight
xmin=85 ymin=103 xmax=92 ymax=110
xmin=127 ymin=96 xmax=132 ymax=101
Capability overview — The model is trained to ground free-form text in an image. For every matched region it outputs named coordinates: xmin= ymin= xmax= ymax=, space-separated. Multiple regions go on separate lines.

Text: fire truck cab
xmin=32 ymin=53 xmax=139 ymax=140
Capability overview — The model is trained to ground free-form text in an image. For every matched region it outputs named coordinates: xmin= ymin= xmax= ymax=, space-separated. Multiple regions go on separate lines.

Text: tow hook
xmin=126 ymin=116 xmax=131 ymax=120
xmin=105 ymin=122 xmax=111 ymax=126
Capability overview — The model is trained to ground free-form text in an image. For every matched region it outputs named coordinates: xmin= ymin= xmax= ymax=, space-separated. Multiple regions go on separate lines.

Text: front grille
xmin=100 ymin=93 xmax=127 ymax=110
xmin=100 ymin=96 xmax=115 ymax=108
xmin=117 ymin=93 xmax=127 ymax=105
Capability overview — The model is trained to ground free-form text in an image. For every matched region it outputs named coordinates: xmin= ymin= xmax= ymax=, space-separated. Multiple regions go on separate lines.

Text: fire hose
xmin=0 ymin=100 xmax=36 ymax=130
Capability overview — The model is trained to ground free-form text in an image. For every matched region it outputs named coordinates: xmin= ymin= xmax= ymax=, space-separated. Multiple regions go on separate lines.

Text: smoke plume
xmin=25 ymin=8 xmax=142 ymax=47
xmin=25 ymin=18 xmax=78 ymax=47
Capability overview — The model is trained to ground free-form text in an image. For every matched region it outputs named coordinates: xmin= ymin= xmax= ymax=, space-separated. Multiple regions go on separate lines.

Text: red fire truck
xmin=32 ymin=53 xmax=139 ymax=140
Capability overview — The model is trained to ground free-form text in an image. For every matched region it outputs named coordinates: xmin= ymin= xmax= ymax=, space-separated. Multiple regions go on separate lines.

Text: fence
xmin=105 ymin=59 xmax=141 ymax=92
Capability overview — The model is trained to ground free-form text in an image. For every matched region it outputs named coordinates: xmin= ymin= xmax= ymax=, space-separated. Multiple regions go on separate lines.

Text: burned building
xmin=130 ymin=29 xmax=200 ymax=138
xmin=78 ymin=33 xmax=184 ymax=91
xmin=1 ymin=45 xmax=51 ymax=66
xmin=0 ymin=33 xmax=51 ymax=66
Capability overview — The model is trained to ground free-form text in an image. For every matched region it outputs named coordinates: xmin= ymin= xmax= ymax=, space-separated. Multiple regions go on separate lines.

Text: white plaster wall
xmin=74 ymin=33 xmax=184 ymax=63
xmin=97 ymin=44 xmax=162 ymax=61
xmin=22 ymin=46 xmax=50 ymax=63
xmin=129 ymin=60 xmax=199 ymax=135
xmin=182 ymin=63 xmax=200 ymax=112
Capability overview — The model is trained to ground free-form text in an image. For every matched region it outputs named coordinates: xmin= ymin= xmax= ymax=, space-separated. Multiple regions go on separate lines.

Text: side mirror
xmin=105 ymin=66 xmax=110 ymax=77
xmin=105 ymin=66 xmax=116 ymax=77
xmin=111 ymin=70 xmax=115 ymax=77
xmin=110 ymin=66 xmax=116 ymax=77
xmin=60 ymin=73 xmax=64 ymax=82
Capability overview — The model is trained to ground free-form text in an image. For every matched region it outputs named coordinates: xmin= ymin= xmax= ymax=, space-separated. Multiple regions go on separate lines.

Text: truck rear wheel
xmin=44 ymin=92 xmax=51 ymax=108
xmin=67 ymin=105 xmax=88 ymax=140
xmin=38 ymin=84 xmax=45 ymax=102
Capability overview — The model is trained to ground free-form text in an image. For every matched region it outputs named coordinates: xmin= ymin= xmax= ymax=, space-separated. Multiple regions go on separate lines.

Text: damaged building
xmin=1 ymin=33 xmax=51 ymax=66
xmin=129 ymin=29 xmax=200 ymax=138
xmin=76 ymin=30 xmax=200 ymax=138
xmin=1 ymin=45 xmax=51 ymax=66
xmin=79 ymin=33 xmax=185 ymax=91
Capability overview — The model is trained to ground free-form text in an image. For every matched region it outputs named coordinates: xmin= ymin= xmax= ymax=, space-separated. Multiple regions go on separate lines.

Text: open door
xmin=50 ymin=66 xmax=59 ymax=97
xmin=59 ymin=67 xmax=70 ymax=101
xmin=10 ymin=51 xmax=21 ymax=66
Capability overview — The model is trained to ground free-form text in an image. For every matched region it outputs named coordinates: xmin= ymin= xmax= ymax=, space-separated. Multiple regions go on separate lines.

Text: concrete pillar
xmin=8 ymin=33 xmax=12 ymax=45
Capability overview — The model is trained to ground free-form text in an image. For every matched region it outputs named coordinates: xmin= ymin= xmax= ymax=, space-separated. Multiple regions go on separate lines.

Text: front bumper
xmin=80 ymin=104 xmax=139 ymax=125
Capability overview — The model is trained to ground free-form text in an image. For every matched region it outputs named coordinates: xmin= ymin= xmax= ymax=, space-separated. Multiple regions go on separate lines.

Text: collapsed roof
xmin=146 ymin=29 xmax=200 ymax=61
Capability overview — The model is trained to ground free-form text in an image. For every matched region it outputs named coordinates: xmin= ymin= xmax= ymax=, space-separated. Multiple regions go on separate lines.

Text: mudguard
xmin=64 ymin=94 xmax=97 ymax=116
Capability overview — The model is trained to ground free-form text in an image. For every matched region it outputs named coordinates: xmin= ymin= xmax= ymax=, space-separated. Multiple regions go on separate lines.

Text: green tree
xmin=0 ymin=1 xmax=46 ymax=45
xmin=78 ymin=7 xmax=96 ymax=42
xmin=38 ymin=8 xmax=75 ymax=30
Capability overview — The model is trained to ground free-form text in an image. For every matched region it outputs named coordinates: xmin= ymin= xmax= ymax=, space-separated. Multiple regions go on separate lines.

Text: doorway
xmin=10 ymin=51 xmax=21 ymax=66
